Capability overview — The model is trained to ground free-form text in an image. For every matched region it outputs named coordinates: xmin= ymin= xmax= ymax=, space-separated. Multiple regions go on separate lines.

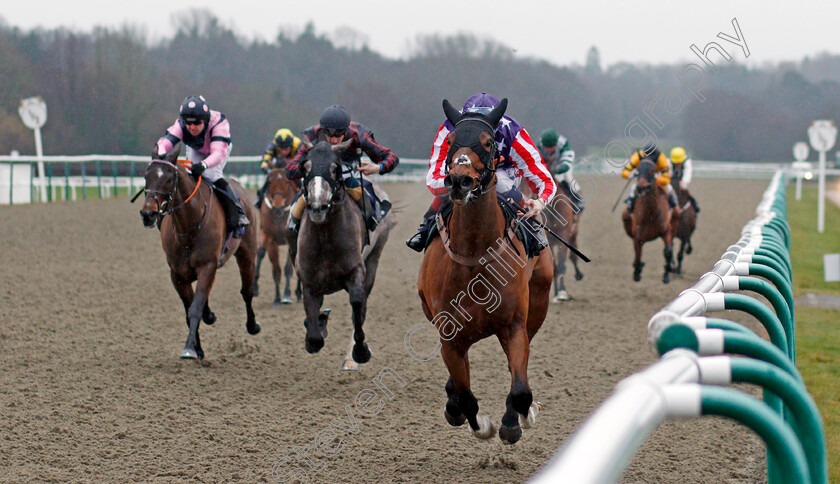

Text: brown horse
xmin=254 ymin=169 xmax=300 ymax=305
xmin=621 ymin=159 xmax=679 ymax=283
xmin=544 ymin=188 xmax=583 ymax=301
xmin=670 ymin=166 xmax=697 ymax=275
xmin=293 ymin=141 xmax=394 ymax=362
xmin=417 ymin=99 xmax=553 ymax=444
xmin=139 ymin=144 xmax=260 ymax=359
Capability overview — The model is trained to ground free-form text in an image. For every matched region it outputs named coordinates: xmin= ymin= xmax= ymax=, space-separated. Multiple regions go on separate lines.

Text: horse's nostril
xmin=444 ymin=175 xmax=454 ymax=190
xmin=460 ymin=177 xmax=473 ymax=190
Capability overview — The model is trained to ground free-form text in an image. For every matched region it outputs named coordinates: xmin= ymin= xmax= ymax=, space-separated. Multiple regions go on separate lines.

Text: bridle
xmin=444 ymin=117 xmax=498 ymax=198
xmin=303 ymin=160 xmax=346 ymax=213
xmin=145 ymin=159 xmax=208 ymax=237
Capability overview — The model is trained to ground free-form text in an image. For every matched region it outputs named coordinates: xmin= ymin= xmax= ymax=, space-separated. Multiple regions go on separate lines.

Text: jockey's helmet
xmin=462 ymin=92 xmax=500 ymax=114
xmin=179 ymin=95 xmax=210 ymax=123
xmin=670 ymin=147 xmax=687 ymax=163
xmin=274 ymin=128 xmax=296 ymax=148
xmin=319 ymin=105 xmax=350 ymax=131
xmin=541 ymin=129 xmax=559 ymax=148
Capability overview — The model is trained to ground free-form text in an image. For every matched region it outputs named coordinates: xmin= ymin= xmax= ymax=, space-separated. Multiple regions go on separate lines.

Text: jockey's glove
xmin=260 ymin=162 xmax=271 ymax=174
xmin=191 ymin=161 xmax=207 ymax=178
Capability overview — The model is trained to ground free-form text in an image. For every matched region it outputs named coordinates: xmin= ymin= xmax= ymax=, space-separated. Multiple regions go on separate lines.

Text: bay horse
xmin=254 ymin=169 xmax=300 ymax=305
xmin=139 ymin=144 xmax=260 ymax=360
xmin=417 ymin=98 xmax=553 ymax=444
xmin=670 ymin=165 xmax=697 ymax=275
xmin=621 ymin=159 xmax=679 ymax=283
xmin=293 ymin=140 xmax=395 ymax=363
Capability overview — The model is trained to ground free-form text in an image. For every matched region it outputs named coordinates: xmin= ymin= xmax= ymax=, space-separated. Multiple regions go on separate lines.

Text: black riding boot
xmin=625 ymin=195 xmax=636 ymax=213
xmin=406 ymin=206 xmax=437 ymax=252
xmin=255 ymin=180 xmax=269 ymax=209
xmin=213 ymin=179 xmax=250 ymax=238
xmin=689 ymin=195 xmax=700 ymax=213
xmin=668 ymin=190 xmax=678 ymax=209
xmin=524 ymin=217 xmax=549 ymax=257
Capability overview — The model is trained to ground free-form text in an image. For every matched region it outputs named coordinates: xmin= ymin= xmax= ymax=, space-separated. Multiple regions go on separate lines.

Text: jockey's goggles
xmin=323 ymin=128 xmax=346 ymax=138
xmin=183 ymin=117 xmax=204 ymax=126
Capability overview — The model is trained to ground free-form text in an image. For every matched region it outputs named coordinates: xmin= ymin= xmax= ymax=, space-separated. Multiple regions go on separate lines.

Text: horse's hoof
xmin=253 ymin=286 xmax=259 ymax=297
xmin=179 ymin=348 xmax=198 ymax=359
xmin=633 ymin=273 xmax=641 ymax=282
xmin=444 ymin=406 xmax=466 ymax=427
xmin=352 ymin=342 xmax=371 ymax=363
xmin=575 ymin=272 xmax=584 ymax=281
xmin=499 ymin=424 xmax=522 ymax=445
xmin=281 ymin=296 xmax=293 ymax=305
xmin=552 ymin=290 xmax=570 ymax=302
xmin=471 ymin=415 xmax=496 ymax=440
xmin=203 ymin=311 xmax=216 ymax=325
xmin=247 ymin=322 xmax=261 ymax=335
xmin=519 ymin=402 xmax=542 ymax=429
xmin=663 ymin=275 xmax=670 ymax=284
xmin=318 ymin=312 xmax=329 ymax=338
xmin=672 ymin=267 xmax=682 ymax=275
xmin=272 ymin=299 xmax=284 ymax=307
xmin=305 ymin=336 xmax=324 ymax=354
xmin=686 ymin=245 xmax=693 ymax=255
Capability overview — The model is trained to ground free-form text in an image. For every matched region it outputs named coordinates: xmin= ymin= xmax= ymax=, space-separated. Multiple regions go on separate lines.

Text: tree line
xmin=1 ymin=9 xmax=838 ymax=162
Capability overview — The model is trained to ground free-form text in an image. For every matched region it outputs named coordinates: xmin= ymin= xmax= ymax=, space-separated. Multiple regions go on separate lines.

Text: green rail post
xmin=701 ymin=386 xmax=810 ymax=484
xmin=96 ymin=160 xmax=102 ymax=199
xmin=721 ymin=293 xmax=788 ymax=357
xmin=47 ymin=162 xmax=53 ymax=202
xmin=725 ymin=277 xmax=794 ymax=361
xmin=8 ymin=161 xmax=13 ymax=205
xmin=81 ymin=161 xmax=87 ymax=200
xmin=64 ymin=162 xmax=70 ymax=201
xmin=729 ymin=358 xmax=827 ymax=484
xmin=112 ymin=160 xmax=118 ymax=197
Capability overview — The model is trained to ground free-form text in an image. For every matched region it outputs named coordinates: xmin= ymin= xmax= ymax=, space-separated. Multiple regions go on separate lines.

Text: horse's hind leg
xmin=571 ymin=230 xmax=584 ymax=281
xmin=254 ymin=245 xmax=266 ymax=297
xmin=498 ymin=322 xmax=534 ymax=445
xmin=552 ymin=245 xmax=569 ymax=302
xmin=267 ymin=242 xmax=283 ymax=306
xmin=633 ymin=239 xmax=644 ymax=282
xmin=441 ymin=344 xmax=495 ymax=440
xmin=235 ymin=248 xmax=261 ymax=335
xmin=281 ymin=249 xmax=294 ymax=304
xmin=674 ymin=239 xmax=686 ymax=275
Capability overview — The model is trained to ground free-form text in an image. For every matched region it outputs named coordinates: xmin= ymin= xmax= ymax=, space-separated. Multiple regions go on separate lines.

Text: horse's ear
xmin=442 ymin=99 xmax=461 ymax=125
xmin=165 ymin=144 xmax=181 ymax=164
xmin=303 ymin=160 xmax=312 ymax=175
xmin=486 ymin=98 xmax=508 ymax=128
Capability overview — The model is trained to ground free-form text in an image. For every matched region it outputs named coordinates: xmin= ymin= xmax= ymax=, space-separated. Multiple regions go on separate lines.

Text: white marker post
xmin=18 ymin=97 xmax=48 ymax=202
xmin=792 ymin=142 xmax=810 ymax=201
xmin=808 ymin=120 xmax=837 ymax=233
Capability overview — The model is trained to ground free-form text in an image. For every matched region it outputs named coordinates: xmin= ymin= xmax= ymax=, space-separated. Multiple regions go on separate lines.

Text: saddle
xmin=425 ymin=196 xmax=534 ymax=262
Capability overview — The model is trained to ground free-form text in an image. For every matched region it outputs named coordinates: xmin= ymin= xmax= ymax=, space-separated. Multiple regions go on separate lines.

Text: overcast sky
xmin=1 ymin=0 xmax=837 ymax=68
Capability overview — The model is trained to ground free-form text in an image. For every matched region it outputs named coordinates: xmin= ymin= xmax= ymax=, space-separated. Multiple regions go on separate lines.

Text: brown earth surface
xmin=0 ymin=175 xmax=773 ymax=483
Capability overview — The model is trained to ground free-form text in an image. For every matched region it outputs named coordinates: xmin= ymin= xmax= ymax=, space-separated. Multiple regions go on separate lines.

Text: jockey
xmin=405 ymin=92 xmax=556 ymax=256
xmin=538 ymin=129 xmax=584 ymax=213
xmin=255 ymin=128 xmax=301 ymax=210
xmin=670 ymin=146 xmax=700 ymax=213
xmin=285 ymin=105 xmax=399 ymax=233
xmin=156 ymin=95 xmax=250 ymax=237
xmin=621 ymin=143 xmax=679 ymax=213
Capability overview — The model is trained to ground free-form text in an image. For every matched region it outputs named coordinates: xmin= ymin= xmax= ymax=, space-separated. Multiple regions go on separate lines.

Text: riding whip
xmin=130 ymin=186 xmax=145 ymax=203
xmin=498 ymin=197 xmax=591 ymax=263
xmin=611 ymin=173 xmax=636 ymax=213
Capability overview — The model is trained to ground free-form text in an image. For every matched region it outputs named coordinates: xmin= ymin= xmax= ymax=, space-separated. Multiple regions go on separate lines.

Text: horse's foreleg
xmin=267 ymin=242 xmax=283 ymax=306
xmin=254 ymin=245 xmax=266 ymax=297
xmin=552 ymin=245 xmax=569 ymax=302
xmin=675 ymin=239 xmax=686 ymax=275
xmin=282 ymin=249 xmax=294 ymax=304
xmin=170 ymin=271 xmax=197 ymax=357
xmin=235 ymin=248 xmax=260 ymax=336
xmin=498 ymin=322 xmax=534 ymax=445
xmin=346 ymin=266 xmax=371 ymax=364
xmin=633 ymin=239 xmax=644 ymax=282
xmin=663 ymin=242 xmax=674 ymax=284
xmin=301 ymin=285 xmax=325 ymax=354
xmin=181 ymin=264 xmax=216 ymax=359
xmin=440 ymin=344 xmax=494 ymax=439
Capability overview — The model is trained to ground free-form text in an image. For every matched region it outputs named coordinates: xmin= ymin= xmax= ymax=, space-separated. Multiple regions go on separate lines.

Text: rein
xmin=145 ymin=159 xmax=209 ymax=243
